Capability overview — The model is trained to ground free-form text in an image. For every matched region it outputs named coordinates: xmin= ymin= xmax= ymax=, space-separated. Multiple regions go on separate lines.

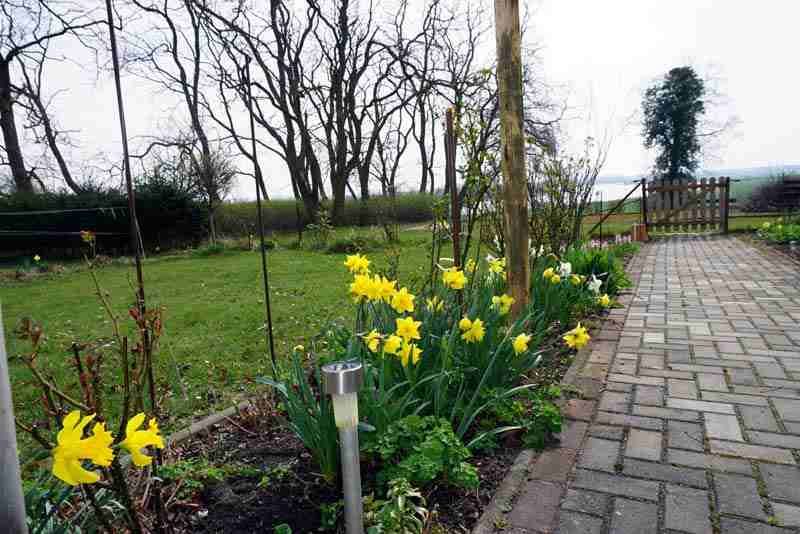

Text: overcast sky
xmin=25 ymin=0 xmax=800 ymax=199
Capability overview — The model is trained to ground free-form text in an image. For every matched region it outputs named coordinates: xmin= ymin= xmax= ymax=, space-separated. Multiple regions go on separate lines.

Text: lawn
xmin=2 ymin=226 xmax=433 ymax=443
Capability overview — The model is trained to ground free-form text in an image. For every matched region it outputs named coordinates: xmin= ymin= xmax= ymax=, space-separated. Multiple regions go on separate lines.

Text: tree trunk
xmin=331 ymin=178 xmax=347 ymax=225
xmin=0 ymin=60 xmax=32 ymax=193
xmin=494 ymin=0 xmax=530 ymax=316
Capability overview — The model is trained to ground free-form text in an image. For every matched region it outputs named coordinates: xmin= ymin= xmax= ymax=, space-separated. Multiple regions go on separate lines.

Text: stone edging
xmin=472 ymin=253 xmax=643 ymax=534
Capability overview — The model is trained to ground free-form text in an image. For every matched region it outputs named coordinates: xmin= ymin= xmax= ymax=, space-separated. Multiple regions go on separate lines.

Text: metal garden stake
xmin=322 ymin=361 xmax=364 ymax=534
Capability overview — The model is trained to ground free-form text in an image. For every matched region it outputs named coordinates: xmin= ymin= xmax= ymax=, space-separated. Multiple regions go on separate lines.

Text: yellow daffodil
xmin=426 ymin=295 xmax=444 ymax=312
xmin=293 ymin=345 xmax=304 ymax=352
xmin=378 ymin=276 xmax=397 ymax=302
xmin=349 ymin=274 xmax=372 ymax=302
xmin=344 ymin=254 xmax=370 ymax=274
xmin=52 ymin=411 xmax=114 ymax=486
xmin=465 ymin=258 xmax=477 ymax=273
xmin=487 ymin=255 xmax=506 ymax=274
xmin=395 ymin=316 xmax=422 ymax=342
xmin=362 ymin=329 xmax=381 ymax=352
xmin=398 ymin=341 xmax=422 ymax=367
xmin=550 ymin=274 xmax=561 ymax=284
xmin=390 ymin=287 xmax=415 ymax=314
xmin=459 ymin=316 xmax=485 ymax=343
xmin=542 ymin=267 xmax=555 ymax=280
xmin=569 ymin=274 xmax=581 ymax=286
xmin=120 ymin=413 xmax=165 ymax=467
xmin=442 ymin=267 xmax=467 ymax=290
xmin=598 ymin=294 xmax=611 ymax=307
xmin=513 ymin=333 xmax=531 ymax=355
xmin=33 ymin=254 xmax=41 ymax=262
xmin=384 ymin=334 xmax=403 ymax=355
xmin=491 ymin=294 xmax=515 ymax=316
xmin=563 ymin=323 xmax=590 ymax=350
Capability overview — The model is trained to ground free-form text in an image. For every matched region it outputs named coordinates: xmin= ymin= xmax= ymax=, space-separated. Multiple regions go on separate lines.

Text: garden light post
xmin=322 ymin=361 xmax=364 ymax=534
xmin=0 ymin=305 xmax=27 ymax=534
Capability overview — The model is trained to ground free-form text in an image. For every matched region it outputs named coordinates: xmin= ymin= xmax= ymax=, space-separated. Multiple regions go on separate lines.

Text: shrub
xmin=364 ymin=415 xmax=478 ymax=489
xmin=756 ymin=218 xmax=800 ymax=244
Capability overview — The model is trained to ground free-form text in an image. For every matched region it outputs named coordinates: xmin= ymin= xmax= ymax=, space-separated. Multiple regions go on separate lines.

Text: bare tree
xmin=13 ymin=39 xmax=83 ymax=193
xmin=0 ymin=0 xmax=101 ymax=193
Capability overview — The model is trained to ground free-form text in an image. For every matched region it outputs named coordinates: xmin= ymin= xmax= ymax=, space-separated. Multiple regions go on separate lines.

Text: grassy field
xmin=3 ymin=211 xmax=782 ymax=453
xmin=2 ymin=226 xmax=433 ymax=443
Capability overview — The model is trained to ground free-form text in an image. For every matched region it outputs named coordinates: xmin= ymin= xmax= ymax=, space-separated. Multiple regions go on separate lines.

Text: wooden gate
xmin=643 ymin=177 xmax=731 ymax=234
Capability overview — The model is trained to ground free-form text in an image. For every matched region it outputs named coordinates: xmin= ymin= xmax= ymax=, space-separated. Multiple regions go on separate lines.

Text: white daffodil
xmin=558 ymin=261 xmax=572 ymax=278
xmin=588 ymin=274 xmax=602 ymax=295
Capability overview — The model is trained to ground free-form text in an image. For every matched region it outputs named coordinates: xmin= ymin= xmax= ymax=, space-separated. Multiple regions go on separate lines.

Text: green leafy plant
xmin=522 ymin=385 xmax=563 ymax=449
xmin=256 ymin=353 xmax=339 ymax=483
xmin=365 ymin=415 xmax=478 ymax=489
xmin=366 ymin=478 xmax=431 ymax=534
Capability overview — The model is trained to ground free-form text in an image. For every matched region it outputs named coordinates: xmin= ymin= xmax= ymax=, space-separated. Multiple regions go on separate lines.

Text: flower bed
xmin=20 ymin=241 xmax=638 ymax=533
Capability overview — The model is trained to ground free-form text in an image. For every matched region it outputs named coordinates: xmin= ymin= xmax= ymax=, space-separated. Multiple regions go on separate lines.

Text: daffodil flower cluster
xmin=563 ymin=323 xmax=591 ymax=349
xmin=51 ymin=410 xmax=164 ymax=486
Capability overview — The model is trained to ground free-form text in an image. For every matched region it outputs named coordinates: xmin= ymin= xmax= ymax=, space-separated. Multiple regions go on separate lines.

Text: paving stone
xmin=748 ymin=431 xmax=800 ymax=449
xmin=665 ymin=484 xmax=712 ymax=534
xmin=714 ymin=472 xmax=766 ymax=519
xmin=571 ymin=469 xmax=659 ymax=501
xmin=668 ymin=378 xmax=699 ymax=399
xmin=709 ymin=439 xmax=796 ymax=464
xmin=704 ymin=413 xmax=744 ymax=441
xmin=667 ymin=449 xmax=753 ymax=475
xmin=564 ymin=399 xmax=596 ymax=421
xmin=698 ymin=372 xmax=728 ymax=391
xmin=633 ymin=404 xmax=699 ymax=422
xmin=772 ymin=398 xmax=800 ymax=422
xmin=558 ymin=511 xmax=603 ymax=534
xmin=625 ymin=428 xmax=662 ymax=461
xmin=772 ymin=502 xmax=800 ymax=527
xmin=634 ymin=384 xmax=664 ymax=406
xmin=759 ymin=464 xmax=800 ymax=503
xmin=606 ymin=381 xmax=634 ymax=393
xmin=560 ymin=488 xmax=609 ymax=515
xmin=609 ymin=497 xmax=658 ymax=534
xmin=701 ymin=391 xmax=770 ymax=406
xmin=507 ymin=480 xmax=562 ymax=530
xmin=578 ymin=438 xmax=620 ymax=472
xmin=607 ymin=373 xmax=664 ymax=386
xmin=557 ymin=420 xmax=588 ymax=449
xmin=595 ymin=411 xmax=662 ymax=431
xmin=728 ymin=368 xmax=759 ymax=385
xmin=738 ymin=405 xmax=780 ymax=431
xmin=598 ymin=391 xmax=630 ymax=413
xmin=529 ymin=448 xmax=577 ymax=482
xmin=588 ymin=424 xmax=624 ymax=441
xmin=622 ymin=458 xmax=707 ymax=488
xmin=719 ymin=517 xmax=795 ymax=534
xmin=666 ymin=397 xmax=736 ymax=414
xmin=668 ymin=420 xmax=705 ymax=451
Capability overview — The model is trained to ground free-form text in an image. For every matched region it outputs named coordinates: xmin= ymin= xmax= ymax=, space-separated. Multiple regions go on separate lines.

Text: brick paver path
xmin=504 ymin=236 xmax=800 ymax=534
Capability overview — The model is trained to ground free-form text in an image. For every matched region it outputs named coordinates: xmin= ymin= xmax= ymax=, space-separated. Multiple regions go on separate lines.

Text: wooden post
xmin=0 ymin=305 xmax=28 ymax=534
xmin=721 ymin=176 xmax=730 ymax=234
xmin=641 ymin=178 xmax=648 ymax=227
xmin=445 ymin=108 xmax=461 ymax=268
xmin=494 ymin=0 xmax=529 ymax=315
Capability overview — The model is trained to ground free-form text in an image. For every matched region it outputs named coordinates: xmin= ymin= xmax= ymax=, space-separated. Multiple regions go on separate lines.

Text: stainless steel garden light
xmin=322 ymin=361 xmax=364 ymax=534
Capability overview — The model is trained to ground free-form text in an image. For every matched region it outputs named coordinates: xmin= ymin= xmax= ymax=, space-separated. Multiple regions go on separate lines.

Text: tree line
xmin=0 ymin=0 xmax=562 ymax=237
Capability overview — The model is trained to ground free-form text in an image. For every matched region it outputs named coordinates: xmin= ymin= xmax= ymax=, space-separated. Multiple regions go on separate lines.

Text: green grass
xmin=2 ymin=225 xmax=433 ymax=446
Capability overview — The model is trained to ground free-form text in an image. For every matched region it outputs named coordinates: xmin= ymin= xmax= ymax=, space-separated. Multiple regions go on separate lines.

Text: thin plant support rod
xmin=243 ymin=56 xmax=276 ymax=370
xmin=105 ymin=2 xmax=167 ymax=531
xmin=0 ymin=305 xmax=27 ymax=534
xmin=445 ymin=108 xmax=461 ymax=269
